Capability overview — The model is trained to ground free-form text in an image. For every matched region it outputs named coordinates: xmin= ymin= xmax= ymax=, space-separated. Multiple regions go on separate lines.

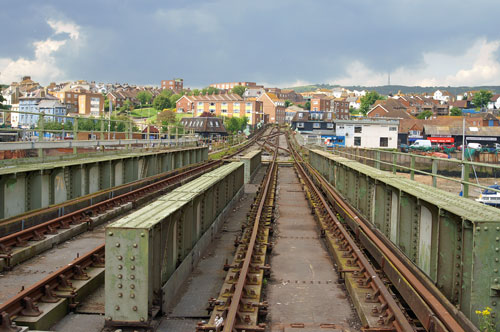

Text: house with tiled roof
xmin=176 ymin=93 xmax=262 ymax=126
xmin=180 ymin=113 xmax=227 ymax=137
xmin=433 ymin=90 xmax=455 ymax=104
xmin=488 ymin=94 xmax=500 ymax=110
xmin=257 ymin=92 xmax=286 ymax=124
xmin=367 ymin=99 xmax=413 ymax=119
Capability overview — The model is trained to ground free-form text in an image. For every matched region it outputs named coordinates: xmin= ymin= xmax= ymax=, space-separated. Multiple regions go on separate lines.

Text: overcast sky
xmin=1 ymin=0 xmax=500 ymax=88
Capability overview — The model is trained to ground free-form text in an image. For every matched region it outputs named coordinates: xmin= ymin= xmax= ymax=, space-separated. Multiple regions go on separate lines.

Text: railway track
xmin=197 ymin=131 xmax=279 ymax=332
xmin=287 ymin=133 xmax=478 ymax=332
xmin=0 ymin=126 xmax=480 ymax=332
xmin=0 ymin=128 xmax=269 ymax=330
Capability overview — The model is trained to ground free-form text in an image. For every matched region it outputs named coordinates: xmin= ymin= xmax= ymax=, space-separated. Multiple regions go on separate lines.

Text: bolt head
xmin=108 ymin=232 xmax=113 ymax=236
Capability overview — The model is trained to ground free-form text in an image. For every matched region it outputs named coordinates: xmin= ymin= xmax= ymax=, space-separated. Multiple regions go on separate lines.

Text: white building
xmin=488 ymin=94 xmax=500 ymax=110
xmin=335 ymin=119 xmax=399 ymax=149
xmin=433 ymin=90 xmax=453 ymax=104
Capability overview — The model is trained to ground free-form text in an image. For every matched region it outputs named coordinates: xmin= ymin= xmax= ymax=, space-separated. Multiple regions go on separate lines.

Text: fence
xmin=295 ymin=132 xmax=500 ymax=199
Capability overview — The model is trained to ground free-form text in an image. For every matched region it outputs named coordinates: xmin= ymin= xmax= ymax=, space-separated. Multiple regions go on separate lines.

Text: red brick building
xmin=161 ymin=78 xmax=183 ymax=92
xmin=332 ymin=98 xmax=350 ymax=119
xmin=176 ymin=93 xmax=263 ymax=126
xmin=257 ymin=92 xmax=286 ymax=124
xmin=310 ymin=96 xmax=331 ymax=112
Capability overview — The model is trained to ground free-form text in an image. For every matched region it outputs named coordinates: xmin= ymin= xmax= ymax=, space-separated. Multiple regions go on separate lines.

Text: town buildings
xmin=161 ymin=78 xmax=183 ymax=93
xmin=257 ymin=92 xmax=286 ymax=124
xmin=175 ymin=93 xmax=263 ymax=126
xmin=335 ymin=118 xmax=399 ymax=148
xmin=209 ymin=82 xmax=262 ymax=90
xmin=18 ymin=89 xmax=61 ymax=127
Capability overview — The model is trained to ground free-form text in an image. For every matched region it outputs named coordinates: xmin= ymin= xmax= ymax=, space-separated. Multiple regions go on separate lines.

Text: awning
xmin=427 ymin=137 xmax=454 ymax=143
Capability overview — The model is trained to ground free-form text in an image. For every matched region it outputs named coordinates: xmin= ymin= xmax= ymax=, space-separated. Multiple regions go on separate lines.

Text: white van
xmin=467 ymin=142 xmax=482 ymax=149
xmin=410 ymin=139 xmax=432 ymax=148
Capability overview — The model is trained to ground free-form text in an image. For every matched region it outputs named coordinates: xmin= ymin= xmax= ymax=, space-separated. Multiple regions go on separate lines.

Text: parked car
xmin=467 ymin=142 xmax=482 ymax=149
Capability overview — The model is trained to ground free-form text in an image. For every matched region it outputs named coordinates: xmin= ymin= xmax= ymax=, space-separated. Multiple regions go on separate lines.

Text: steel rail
xmin=0 ymin=244 xmax=104 ymax=328
xmin=288 ymin=142 xmax=414 ymax=332
xmin=288 ymin=134 xmax=473 ymax=332
xmin=222 ymin=133 xmax=279 ymax=332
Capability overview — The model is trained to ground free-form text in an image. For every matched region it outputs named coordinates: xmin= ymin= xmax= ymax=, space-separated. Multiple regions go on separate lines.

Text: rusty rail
xmin=0 ymin=244 xmax=104 ymax=329
xmin=197 ymin=129 xmax=280 ymax=332
xmin=223 ymin=138 xmax=278 ymax=332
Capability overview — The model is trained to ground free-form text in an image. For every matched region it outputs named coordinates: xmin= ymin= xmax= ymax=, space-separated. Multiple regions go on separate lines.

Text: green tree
xmin=137 ymin=91 xmax=152 ymax=106
xmin=472 ymin=90 xmax=493 ymax=110
xmin=192 ymin=89 xmax=200 ymax=96
xmin=169 ymin=94 xmax=182 ymax=109
xmin=157 ymin=109 xmax=177 ymax=127
xmin=416 ymin=110 xmax=433 ymax=119
xmin=0 ymin=94 xmax=6 ymax=110
xmin=305 ymin=101 xmax=311 ymax=110
xmin=359 ymin=91 xmax=384 ymax=116
xmin=153 ymin=94 xmax=171 ymax=110
xmin=284 ymin=100 xmax=293 ymax=107
xmin=231 ymin=85 xmax=246 ymax=97
xmin=225 ymin=116 xmax=248 ymax=133
xmin=63 ymin=121 xmax=73 ymax=131
xmin=349 ymin=106 xmax=358 ymax=114
xmin=450 ymin=107 xmax=462 ymax=116
xmin=206 ymin=87 xmax=219 ymax=95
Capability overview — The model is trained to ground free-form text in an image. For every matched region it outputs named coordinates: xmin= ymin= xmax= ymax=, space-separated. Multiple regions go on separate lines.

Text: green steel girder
xmin=308 ymin=149 xmax=500 ymax=330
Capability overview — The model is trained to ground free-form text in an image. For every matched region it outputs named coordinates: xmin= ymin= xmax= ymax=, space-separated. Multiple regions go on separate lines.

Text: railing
xmin=0 ymin=108 xmax=248 ymax=161
xmin=294 ymin=132 xmax=500 ymax=199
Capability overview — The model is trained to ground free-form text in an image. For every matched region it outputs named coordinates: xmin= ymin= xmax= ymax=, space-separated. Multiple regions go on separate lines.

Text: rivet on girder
xmin=118 ymin=274 xmax=122 ymax=279
xmin=130 ymin=293 xmax=135 ymax=298
xmin=115 ymin=243 xmax=120 ymax=247
xmin=118 ymin=293 xmax=123 ymax=298
xmin=131 ymin=275 xmax=135 ymax=280
xmin=130 ymin=284 xmax=135 ymax=289
xmin=133 ymin=306 xmax=138 ymax=311
xmin=140 ymin=317 xmax=145 ymax=322
xmin=108 ymin=232 xmax=113 ymax=236
xmin=130 ymin=256 xmax=135 ymax=261
xmin=118 ymin=284 xmax=122 ymax=289
xmin=485 ymin=227 xmax=489 ymax=231
xmin=495 ymin=269 xmax=499 ymax=273
xmin=115 ymin=305 xmax=120 ymax=310
xmin=133 ymin=243 xmax=138 ymax=248
xmin=118 ymin=256 xmax=123 ymax=260
xmin=118 ymin=265 xmax=122 ymax=270
xmin=493 ymin=302 xmax=497 ymax=306
xmin=131 ymin=265 xmax=135 ymax=270
xmin=107 ymin=316 xmax=112 ymax=321
xmin=141 ymin=233 xmax=145 ymax=237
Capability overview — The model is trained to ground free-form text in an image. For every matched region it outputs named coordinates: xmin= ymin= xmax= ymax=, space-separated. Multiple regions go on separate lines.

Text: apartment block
xmin=209 ymin=82 xmax=261 ymax=90
xmin=78 ymin=93 xmax=104 ymax=117
xmin=176 ymin=94 xmax=263 ymax=126
xmin=161 ymin=78 xmax=183 ymax=92
xmin=257 ymin=92 xmax=286 ymax=124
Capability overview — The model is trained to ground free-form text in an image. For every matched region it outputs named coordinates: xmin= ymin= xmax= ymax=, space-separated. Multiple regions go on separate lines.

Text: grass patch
xmin=130 ymin=108 xmax=158 ymax=118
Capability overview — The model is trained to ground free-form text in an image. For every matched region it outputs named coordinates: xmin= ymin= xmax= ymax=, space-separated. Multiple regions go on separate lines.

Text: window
xmin=389 ymin=127 xmax=397 ymax=131
xmin=380 ymin=137 xmax=388 ymax=147
xmin=327 ymin=123 xmax=334 ymax=128
xmin=313 ymin=107 xmax=318 ymax=111
xmin=313 ymin=101 xmax=318 ymax=105
xmin=354 ymin=137 xmax=361 ymax=146
xmin=198 ymin=102 xmax=203 ymax=106
xmin=297 ymin=122 xmax=304 ymax=128
xmin=298 ymin=113 xmax=303 ymax=119
xmin=313 ymin=122 xmax=320 ymax=128
xmin=327 ymin=113 xmax=332 ymax=119
xmin=354 ymin=126 xmax=362 ymax=133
